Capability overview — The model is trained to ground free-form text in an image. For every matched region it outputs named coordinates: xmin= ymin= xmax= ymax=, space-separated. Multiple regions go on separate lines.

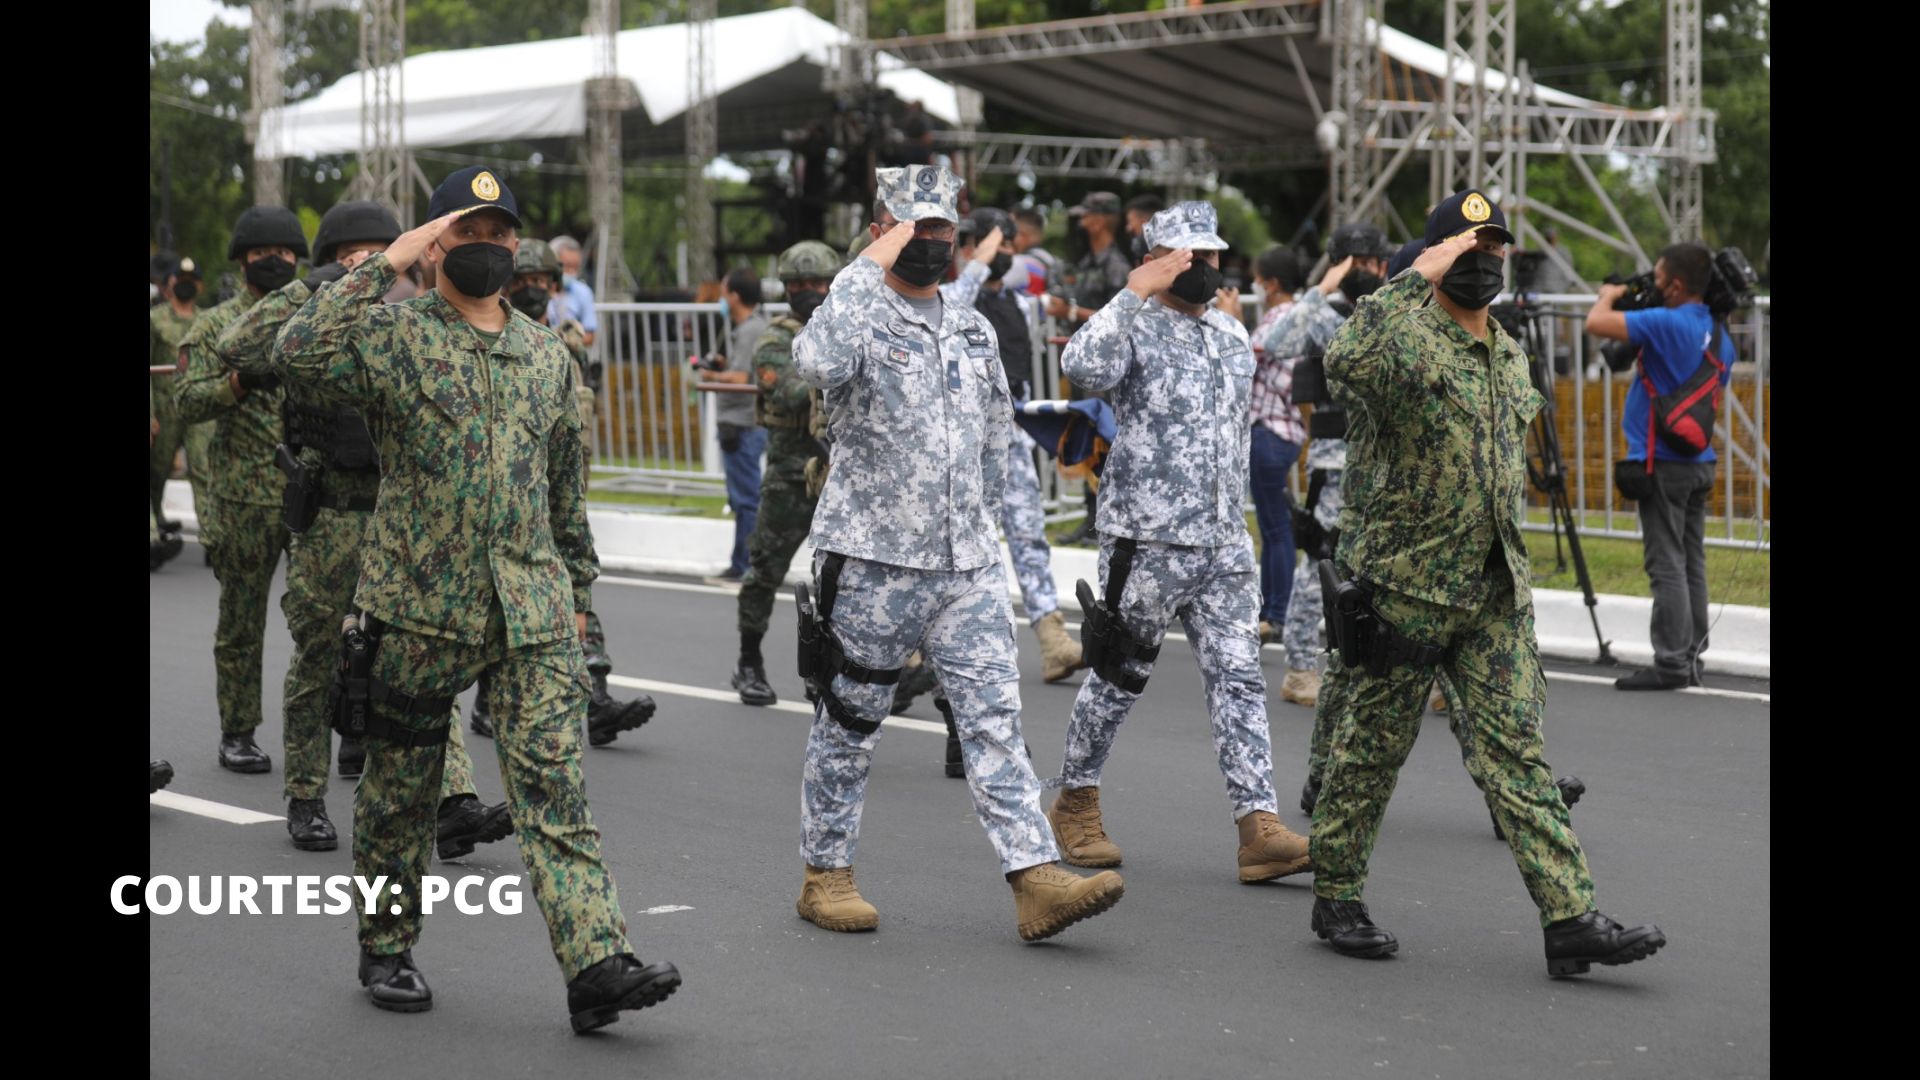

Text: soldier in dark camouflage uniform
xmin=150 ymin=256 xmax=200 ymax=541
xmin=274 ymin=167 xmax=679 ymax=1029
xmin=177 ymin=206 xmax=308 ymax=775
xmin=473 ymin=236 xmax=654 ymax=746
xmin=220 ymin=200 xmax=512 ymax=860
xmin=1307 ymin=190 xmax=1664 ymax=978
xmin=730 ymin=240 xmax=841 ymax=706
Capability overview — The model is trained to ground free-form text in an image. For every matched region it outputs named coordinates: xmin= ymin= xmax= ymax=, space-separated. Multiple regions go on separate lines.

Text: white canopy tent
xmin=254 ymin=6 xmax=960 ymax=161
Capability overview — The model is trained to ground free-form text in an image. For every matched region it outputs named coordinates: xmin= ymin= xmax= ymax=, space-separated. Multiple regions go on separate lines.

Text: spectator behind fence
xmin=1585 ymin=242 xmax=1737 ymax=691
xmin=712 ymin=266 xmax=771 ymax=580
xmin=547 ymin=235 xmax=599 ymax=347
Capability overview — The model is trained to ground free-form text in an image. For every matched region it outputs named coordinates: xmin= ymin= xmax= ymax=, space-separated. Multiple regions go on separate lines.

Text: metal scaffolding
xmin=885 ymin=0 xmax=1318 ymax=67
xmin=684 ymin=0 xmax=718 ymax=286
xmin=1322 ymin=0 xmax=1715 ymax=272
xmin=247 ymin=0 xmax=286 ymax=206
xmin=1665 ymin=0 xmax=1706 ymax=242
xmin=586 ymin=0 xmax=640 ymax=299
xmin=349 ymin=0 xmax=421 ymax=225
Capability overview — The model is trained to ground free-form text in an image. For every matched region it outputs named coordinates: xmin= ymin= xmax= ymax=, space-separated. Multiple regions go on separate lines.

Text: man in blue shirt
xmin=1586 ymin=243 xmax=1736 ymax=690
xmin=547 ymin=235 xmax=599 ymax=346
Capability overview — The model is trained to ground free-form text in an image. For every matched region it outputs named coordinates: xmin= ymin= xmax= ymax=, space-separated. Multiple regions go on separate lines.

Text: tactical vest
xmin=285 ymin=399 xmax=378 ymax=472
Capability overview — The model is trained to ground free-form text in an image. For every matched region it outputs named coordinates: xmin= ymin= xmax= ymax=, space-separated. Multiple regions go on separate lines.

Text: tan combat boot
xmin=1010 ymin=862 xmax=1125 ymax=941
xmin=1430 ymin=681 xmax=1450 ymax=713
xmin=1259 ymin=620 xmax=1279 ymax=644
xmin=795 ymin=864 xmax=879 ymax=932
xmin=1048 ymin=786 xmax=1123 ymax=867
xmin=1236 ymin=810 xmax=1312 ymax=883
xmin=1033 ymin=611 xmax=1086 ymax=684
xmin=1279 ymin=668 xmax=1321 ymax=706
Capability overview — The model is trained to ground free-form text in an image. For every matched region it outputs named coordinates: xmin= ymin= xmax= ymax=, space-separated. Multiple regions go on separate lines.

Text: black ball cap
xmin=1423 ymin=189 xmax=1515 ymax=248
xmin=427 ymin=166 xmax=522 ymax=228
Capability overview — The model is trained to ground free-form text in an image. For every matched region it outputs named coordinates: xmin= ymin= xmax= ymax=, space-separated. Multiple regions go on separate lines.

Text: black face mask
xmin=437 ymin=240 xmax=516 ymax=299
xmin=892 ymin=238 xmax=952 ymax=288
xmin=1439 ymin=250 xmax=1505 ymax=310
xmin=786 ymin=288 xmax=827 ymax=323
xmin=1339 ymin=269 xmax=1385 ymax=305
xmin=986 ymin=253 xmax=1014 ymax=282
xmin=1167 ymin=258 xmax=1222 ymax=306
xmin=171 ymin=280 xmax=199 ymax=302
xmin=508 ymin=285 xmax=550 ymax=320
xmin=244 ymin=256 xmax=295 ymax=293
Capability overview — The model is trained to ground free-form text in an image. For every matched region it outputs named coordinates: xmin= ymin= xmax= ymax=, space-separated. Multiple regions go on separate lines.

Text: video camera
xmin=1600 ymin=246 xmax=1757 ymax=371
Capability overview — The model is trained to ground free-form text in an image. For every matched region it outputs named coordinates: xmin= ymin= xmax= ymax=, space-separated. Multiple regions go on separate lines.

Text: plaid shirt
xmin=1249 ymin=300 xmax=1305 ymax=443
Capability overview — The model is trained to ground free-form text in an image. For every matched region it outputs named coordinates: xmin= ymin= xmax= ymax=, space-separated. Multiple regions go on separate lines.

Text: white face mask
xmin=562 ymin=273 xmax=578 ymax=288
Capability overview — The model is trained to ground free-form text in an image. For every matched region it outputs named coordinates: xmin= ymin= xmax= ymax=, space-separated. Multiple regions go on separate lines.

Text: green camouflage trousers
xmin=209 ymin=500 xmax=290 ymax=736
xmin=185 ymin=421 xmax=219 ymax=547
xmin=280 ymin=504 xmax=480 ymax=804
xmin=737 ymin=472 xmax=816 ymax=639
xmin=1307 ymin=661 xmax=1458 ymax=791
xmin=1309 ymin=575 xmax=1595 ymax=928
xmin=355 ymin=601 xmax=629 ymax=979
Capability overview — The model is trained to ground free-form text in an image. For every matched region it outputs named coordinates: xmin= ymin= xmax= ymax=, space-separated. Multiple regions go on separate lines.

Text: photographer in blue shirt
xmin=1586 ymin=243 xmax=1737 ymax=690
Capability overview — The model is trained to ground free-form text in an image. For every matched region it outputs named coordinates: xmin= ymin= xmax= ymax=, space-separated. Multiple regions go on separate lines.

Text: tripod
xmin=1506 ymin=301 xmax=1617 ymax=665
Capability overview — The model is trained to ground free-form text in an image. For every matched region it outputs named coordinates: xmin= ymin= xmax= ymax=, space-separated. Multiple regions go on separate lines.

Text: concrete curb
xmin=162 ymin=481 xmax=1769 ymax=678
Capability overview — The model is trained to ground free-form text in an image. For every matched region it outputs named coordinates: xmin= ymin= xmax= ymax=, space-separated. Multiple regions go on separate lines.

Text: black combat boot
xmin=359 ymin=948 xmax=432 ymax=1013
xmin=566 ymin=954 xmax=682 ymax=1034
xmin=288 ymin=798 xmax=339 ymax=851
xmin=436 ymin=795 xmax=515 ymax=859
xmin=1311 ymin=897 xmax=1399 ymax=959
xmin=587 ymin=672 xmax=655 ymax=747
xmin=218 ymin=732 xmax=271 ymax=774
xmin=732 ymin=659 xmax=777 ymax=706
xmin=1543 ymin=911 xmax=1666 ymax=977
xmin=150 ymin=760 xmax=174 ymax=794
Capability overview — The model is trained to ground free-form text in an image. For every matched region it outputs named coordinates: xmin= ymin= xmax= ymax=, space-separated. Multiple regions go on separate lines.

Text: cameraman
xmin=1585 ymin=243 xmax=1737 ymax=691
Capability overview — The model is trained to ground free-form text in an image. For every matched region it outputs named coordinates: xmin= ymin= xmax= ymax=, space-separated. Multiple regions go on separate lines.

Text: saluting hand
xmin=1412 ymin=233 xmax=1480 ymax=285
xmin=386 ymin=211 xmax=467 ymax=274
xmin=1127 ymin=248 xmax=1192 ymax=300
xmin=862 ymin=222 xmax=918 ymax=273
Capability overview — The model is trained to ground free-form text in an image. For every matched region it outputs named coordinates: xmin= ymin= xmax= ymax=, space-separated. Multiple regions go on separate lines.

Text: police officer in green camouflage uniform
xmin=477 ymin=237 xmax=655 ymax=745
xmin=730 ymin=240 xmax=841 ymax=705
xmin=219 ymin=200 xmax=513 ymax=859
xmin=1307 ymin=191 xmax=1666 ymax=979
xmin=150 ymin=256 xmax=201 ymax=542
xmin=177 ymin=206 xmax=307 ymax=774
xmin=274 ymin=167 xmax=678 ymax=1029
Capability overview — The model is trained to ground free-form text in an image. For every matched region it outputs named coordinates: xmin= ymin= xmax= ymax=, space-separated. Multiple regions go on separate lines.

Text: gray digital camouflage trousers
xmin=1058 ymin=535 xmax=1280 ymax=819
xmin=1284 ymin=468 xmax=1345 ymax=671
xmin=1002 ymin=430 xmax=1058 ymax=619
xmin=801 ymin=551 xmax=1060 ymax=875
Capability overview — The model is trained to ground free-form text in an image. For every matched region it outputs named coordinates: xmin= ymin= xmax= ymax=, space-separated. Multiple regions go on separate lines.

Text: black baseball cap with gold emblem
xmin=427 ymin=166 xmax=522 ymax=228
xmin=1424 ymin=188 xmax=1514 ymax=248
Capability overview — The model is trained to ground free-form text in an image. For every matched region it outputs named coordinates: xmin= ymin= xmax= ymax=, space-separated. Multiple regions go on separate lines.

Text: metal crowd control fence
xmin=592 ymin=291 xmax=1768 ymax=552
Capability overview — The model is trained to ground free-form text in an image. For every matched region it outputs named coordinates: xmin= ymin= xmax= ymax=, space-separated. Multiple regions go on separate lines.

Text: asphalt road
xmin=148 ymin=549 xmax=1770 ymax=1078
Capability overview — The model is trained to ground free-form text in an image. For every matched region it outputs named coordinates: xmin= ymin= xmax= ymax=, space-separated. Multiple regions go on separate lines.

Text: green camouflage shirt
xmin=149 ymin=303 xmax=196 ymax=422
xmin=751 ymin=317 xmax=814 ymax=484
xmin=219 ymin=280 xmax=382 ymax=504
xmin=177 ymin=290 xmax=284 ymax=507
xmin=1325 ymin=271 xmax=1541 ymax=612
xmin=273 ymin=254 xmax=597 ymax=648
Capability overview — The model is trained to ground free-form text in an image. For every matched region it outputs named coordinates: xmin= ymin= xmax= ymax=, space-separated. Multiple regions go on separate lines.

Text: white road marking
xmin=640 ymin=905 xmax=694 ymax=916
xmin=599 ymin=575 xmax=1770 ymax=706
xmin=607 ymin=676 xmax=947 ymax=735
xmin=150 ymin=791 xmax=283 ymax=825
